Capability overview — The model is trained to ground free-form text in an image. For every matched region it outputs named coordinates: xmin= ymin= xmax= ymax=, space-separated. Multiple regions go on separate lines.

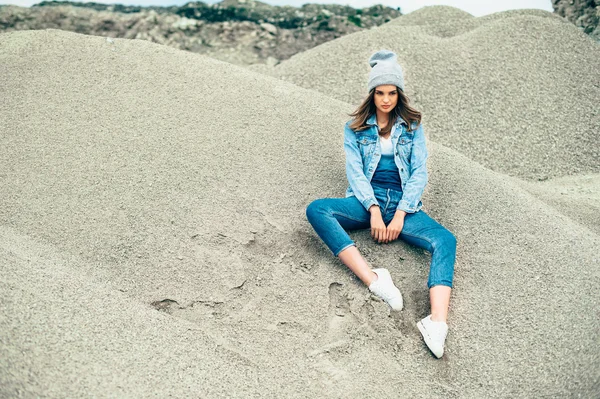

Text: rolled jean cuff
xmin=333 ymin=242 xmax=355 ymax=257
xmin=428 ymin=281 xmax=453 ymax=289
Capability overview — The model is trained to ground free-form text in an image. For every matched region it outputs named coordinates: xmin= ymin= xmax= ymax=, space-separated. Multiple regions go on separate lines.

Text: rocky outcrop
xmin=0 ymin=1 xmax=401 ymax=65
xmin=552 ymin=0 xmax=599 ymax=40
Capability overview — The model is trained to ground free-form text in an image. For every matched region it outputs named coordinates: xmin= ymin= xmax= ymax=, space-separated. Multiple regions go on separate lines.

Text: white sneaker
xmin=368 ymin=268 xmax=403 ymax=311
xmin=417 ymin=315 xmax=448 ymax=358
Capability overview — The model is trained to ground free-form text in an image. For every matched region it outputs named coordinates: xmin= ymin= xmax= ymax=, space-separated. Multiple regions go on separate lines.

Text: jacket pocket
xmin=397 ymin=137 xmax=413 ymax=160
xmin=356 ymin=135 xmax=377 ymax=157
xmin=357 ymin=135 xmax=377 ymax=145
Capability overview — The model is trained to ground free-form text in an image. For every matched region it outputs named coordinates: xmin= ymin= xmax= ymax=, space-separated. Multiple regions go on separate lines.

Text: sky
xmin=1 ymin=0 xmax=554 ymax=17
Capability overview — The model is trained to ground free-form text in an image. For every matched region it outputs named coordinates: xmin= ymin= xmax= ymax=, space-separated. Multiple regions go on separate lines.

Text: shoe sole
xmin=417 ymin=321 xmax=443 ymax=359
xmin=388 ymin=295 xmax=403 ymax=311
xmin=369 ymin=293 xmax=403 ymax=311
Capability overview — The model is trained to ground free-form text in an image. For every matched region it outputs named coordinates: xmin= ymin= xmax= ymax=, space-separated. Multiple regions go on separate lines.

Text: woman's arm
xmin=396 ymin=123 xmax=428 ymax=213
xmin=343 ymin=122 xmax=379 ymax=212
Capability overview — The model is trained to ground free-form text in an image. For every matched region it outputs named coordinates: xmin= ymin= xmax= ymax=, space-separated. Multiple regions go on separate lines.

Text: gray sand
xmin=272 ymin=8 xmax=600 ymax=181
xmin=1 ymin=20 xmax=599 ymax=399
xmin=516 ymin=174 xmax=600 ymax=234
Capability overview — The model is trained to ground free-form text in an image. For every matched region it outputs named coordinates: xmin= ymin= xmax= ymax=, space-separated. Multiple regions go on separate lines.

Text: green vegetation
xmin=348 ymin=15 xmax=361 ymax=27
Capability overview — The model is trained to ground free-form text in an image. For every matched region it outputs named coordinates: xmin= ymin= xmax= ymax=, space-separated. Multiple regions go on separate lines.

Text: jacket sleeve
xmin=396 ymin=123 xmax=428 ymax=213
xmin=344 ymin=122 xmax=378 ymax=212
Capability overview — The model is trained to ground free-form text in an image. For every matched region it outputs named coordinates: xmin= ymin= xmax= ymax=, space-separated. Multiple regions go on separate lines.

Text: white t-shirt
xmin=380 ymin=135 xmax=394 ymax=156
xmin=379 ymin=124 xmax=396 ymax=156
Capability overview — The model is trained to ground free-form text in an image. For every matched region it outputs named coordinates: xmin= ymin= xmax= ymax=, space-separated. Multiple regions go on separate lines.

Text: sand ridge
xmin=272 ymin=8 xmax=599 ymax=181
xmin=1 ymin=19 xmax=599 ymax=399
xmin=387 ymin=6 xmax=564 ymax=37
xmin=515 ymin=173 xmax=600 ymax=234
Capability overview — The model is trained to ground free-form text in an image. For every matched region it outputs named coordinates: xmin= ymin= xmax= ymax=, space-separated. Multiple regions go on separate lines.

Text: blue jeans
xmin=306 ymin=186 xmax=456 ymax=288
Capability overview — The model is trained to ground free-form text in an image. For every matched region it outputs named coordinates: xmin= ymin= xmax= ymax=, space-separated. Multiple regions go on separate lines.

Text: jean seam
xmin=331 ymin=211 xmax=367 ymax=224
xmin=400 ymin=231 xmax=453 ymax=288
xmin=400 ymin=231 xmax=436 ymax=250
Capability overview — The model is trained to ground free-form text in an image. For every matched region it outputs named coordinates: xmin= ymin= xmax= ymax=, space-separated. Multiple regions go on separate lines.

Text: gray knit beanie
xmin=367 ymin=50 xmax=404 ymax=92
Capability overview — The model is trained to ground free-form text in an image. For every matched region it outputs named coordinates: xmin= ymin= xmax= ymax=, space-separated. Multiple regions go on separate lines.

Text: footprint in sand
xmin=307 ymin=282 xmax=356 ymax=385
xmin=327 ymin=282 xmax=352 ymax=335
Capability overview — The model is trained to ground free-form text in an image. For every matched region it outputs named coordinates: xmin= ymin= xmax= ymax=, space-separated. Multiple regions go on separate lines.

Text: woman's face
xmin=373 ymin=85 xmax=398 ymax=114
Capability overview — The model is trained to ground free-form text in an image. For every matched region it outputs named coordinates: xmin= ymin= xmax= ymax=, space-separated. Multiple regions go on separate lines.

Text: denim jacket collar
xmin=366 ymin=114 xmax=407 ymax=127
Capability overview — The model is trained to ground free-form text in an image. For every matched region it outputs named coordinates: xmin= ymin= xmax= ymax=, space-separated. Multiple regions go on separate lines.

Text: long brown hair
xmin=349 ymin=87 xmax=422 ymax=134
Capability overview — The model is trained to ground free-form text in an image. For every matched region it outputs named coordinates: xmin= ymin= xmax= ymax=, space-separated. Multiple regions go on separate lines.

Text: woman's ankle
xmin=365 ymin=270 xmax=378 ymax=286
xmin=430 ymin=312 xmax=447 ymax=323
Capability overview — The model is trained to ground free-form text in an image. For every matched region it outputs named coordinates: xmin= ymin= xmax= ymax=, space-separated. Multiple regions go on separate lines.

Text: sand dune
xmin=1 ymin=25 xmax=598 ymax=399
xmin=273 ymin=9 xmax=600 ymax=181
xmin=389 ymin=5 xmax=475 ymax=26
xmin=388 ymin=6 xmax=563 ymax=38
xmin=1 ymin=225 xmax=271 ymax=397
xmin=516 ymin=174 xmax=600 ymax=234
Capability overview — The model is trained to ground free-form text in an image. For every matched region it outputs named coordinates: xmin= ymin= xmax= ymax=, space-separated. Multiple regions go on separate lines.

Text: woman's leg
xmin=338 ymin=245 xmax=376 ymax=286
xmin=429 ymin=286 xmax=451 ymax=322
xmin=399 ymin=210 xmax=456 ymax=357
xmin=306 ymin=197 xmax=376 ymax=285
xmin=306 ymin=196 xmax=404 ymax=310
xmin=399 ymin=210 xmax=457 ymax=322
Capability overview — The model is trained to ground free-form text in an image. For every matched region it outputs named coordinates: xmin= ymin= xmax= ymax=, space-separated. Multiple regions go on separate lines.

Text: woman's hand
xmin=369 ymin=205 xmax=387 ymax=243
xmin=385 ymin=211 xmax=406 ymax=243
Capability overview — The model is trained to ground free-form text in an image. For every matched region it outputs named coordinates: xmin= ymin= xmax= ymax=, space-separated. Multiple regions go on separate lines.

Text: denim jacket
xmin=344 ymin=114 xmax=428 ymax=213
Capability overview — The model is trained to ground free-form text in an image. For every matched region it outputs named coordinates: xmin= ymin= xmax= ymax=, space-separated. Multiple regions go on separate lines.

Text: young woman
xmin=306 ymin=50 xmax=457 ymax=358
